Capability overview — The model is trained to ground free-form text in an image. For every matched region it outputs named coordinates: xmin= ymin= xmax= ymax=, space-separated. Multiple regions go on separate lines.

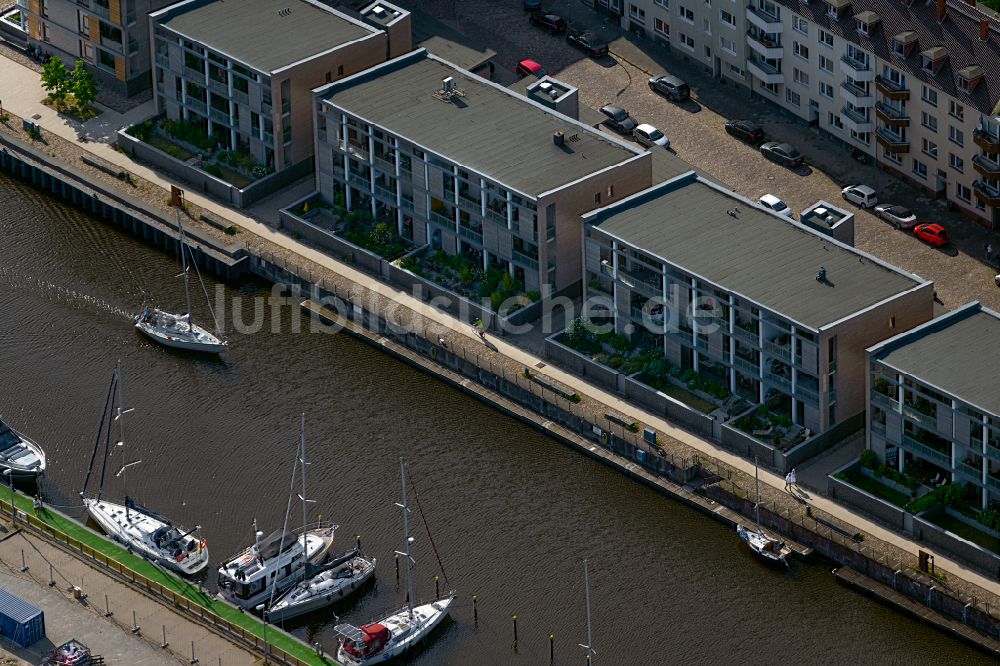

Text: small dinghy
xmin=0 ymin=418 xmax=45 ymax=480
xmin=268 ymin=547 xmax=376 ymax=623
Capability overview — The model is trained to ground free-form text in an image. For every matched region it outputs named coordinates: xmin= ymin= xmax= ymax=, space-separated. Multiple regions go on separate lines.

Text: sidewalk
xmin=3 ymin=53 xmax=1000 ymax=600
xmin=0 ymin=527 xmax=252 ymax=665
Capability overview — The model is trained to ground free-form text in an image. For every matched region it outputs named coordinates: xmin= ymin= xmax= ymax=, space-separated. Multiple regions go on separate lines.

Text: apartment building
xmin=614 ymin=0 xmax=1000 ymax=228
xmin=149 ymin=0 xmax=409 ymax=173
xmin=22 ymin=0 xmax=176 ymax=96
xmin=582 ymin=170 xmax=933 ymax=435
xmin=867 ymin=302 xmax=1000 ymax=509
xmin=312 ymin=49 xmax=652 ymax=294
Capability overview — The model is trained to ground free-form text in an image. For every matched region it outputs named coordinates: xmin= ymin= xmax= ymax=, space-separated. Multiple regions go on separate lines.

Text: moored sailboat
xmin=0 ymin=417 xmax=45 ymax=481
xmin=736 ymin=457 xmax=791 ymax=566
xmin=335 ymin=458 xmax=453 ymax=665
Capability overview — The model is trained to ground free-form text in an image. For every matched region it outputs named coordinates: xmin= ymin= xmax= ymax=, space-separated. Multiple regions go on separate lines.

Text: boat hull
xmin=0 ymin=420 xmax=45 ymax=480
xmin=135 ymin=311 xmax=225 ymax=353
xmin=268 ymin=555 xmax=376 ymax=623
xmin=336 ymin=596 xmax=454 ymax=665
xmin=84 ymin=498 xmax=209 ymax=576
xmin=736 ymin=524 xmax=790 ymax=566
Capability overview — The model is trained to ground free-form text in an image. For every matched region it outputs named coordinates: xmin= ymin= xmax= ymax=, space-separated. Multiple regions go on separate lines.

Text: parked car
xmin=758 ymin=194 xmax=794 ymax=218
xmin=724 ymin=120 xmax=765 ymax=144
xmin=648 ymin=74 xmax=691 ymax=101
xmin=633 ymin=123 xmax=670 ymax=149
xmin=566 ymin=31 xmax=608 ymax=57
xmin=523 ymin=0 xmax=542 ymax=10
xmin=914 ymin=223 xmax=949 ymax=247
xmin=528 ymin=12 xmax=567 ymax=33
xmin=873 ymin=204 xmax=918 ymax=229
xmin=841 ymin=185 xmax=878 ymax=208
xmin=759 ymin=142 xmax=803 ymax=167
xmin=599 ymin=104 xmax=638 ymax=133
xmin=516 ymin=59 xmax=546 ymax=78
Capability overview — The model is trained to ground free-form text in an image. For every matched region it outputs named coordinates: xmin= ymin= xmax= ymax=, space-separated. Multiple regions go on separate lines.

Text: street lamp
xmin=3 ymin=470 xmax=13 ymax=526
xmin=255 ymin=603 xmax=269 ymax=664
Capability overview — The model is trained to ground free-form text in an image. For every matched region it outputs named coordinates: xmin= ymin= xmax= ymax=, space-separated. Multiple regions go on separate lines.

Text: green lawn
xmin=146 ymin=134 xmax=196 ymax=162
xmin=930 ymin=512 xmax=1000 ymax=553
xmin=3 ymin=490 xmax=337 ymax=665
xmin=836 ymin=468 xmax=910 ymax=507
xmin=210 ymin=162 xmax=253 ymax=188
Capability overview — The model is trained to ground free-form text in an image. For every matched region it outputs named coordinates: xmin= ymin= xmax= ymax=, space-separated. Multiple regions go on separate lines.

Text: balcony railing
xmin=374 ymin=184 xmax=396 ymax=201
xmin=233 ymin=89 xmax=249 ymax=106
xmin=457 ymin=195 xmax=481 ymax=215
xmin=340 ymin=140 xmax=370 ymax=162
xmin=986 ymin=442 xmax=1000 ymax=462
xmin=841 ymin=54 xmax=871 ymax=72
xmin=373 ymin=155 xmax=395 ymax=173
xmin=872 ymin=391 xmax=899 ymax=412
xmin=902 ymin=403 xmax=936 ymax=430
xmin=155 ymin=53 xmax=169 ymax=69
xmin=486 ymin=208 xmax=506 ymax=225
xmin=262 ymin=131 xmax=274 ymax=147
xmin=870 ymin=420 xmax=886 ymax=437
xmin=973 ymin=154 xmax=1000 ymax=179
xmin=987 ymin=475 xmax=1000 ymax=492
xmin=733 ymin=355 xmax=759 ymax=377
xmin=184 ymin=65 xmax=204 ymax=80
xmin=400 ymin=197 xmax=414 ymax=211
xmin=765 ymin=372 xmax=791 ymax=392
xmin=876 ymin=127 xmax=909 ymax=151
xmin=875 ymin=101 xmax=909 ymax=124
xmin=102 ymin=37 xmax=123 ymax=54
xmin=186 ymin=98 xmax=207 ymax=115
xmin=458 ymin=226 xmax=483 ymax=244
xmin=746 ymin=4 xmax=782 ymax=24
xmin=795 ymin=384 xmax=819 ymax=404
xmin=348 ymin=173 xmax=370 ymax=190
xmin=957 ymin=462 xmax=983 ymax=483
xmin=92 ymin=3 xmax=110 ymax=19
xmin=429 ymin=210 xmax=454 ymax=229
xmin=764 ymin=340 xmax=791 ymax=362
xmin=974 ymin=128 xmax=1000 ymax=153
xmin=733 ymin=325 xmax=759 ymax=346
xmin=973 ymin=180 xmax=1000 ymax=206
xmin=900 ymin=435 xmax=950 ymax=467
xmin=209 ymin=108 xmax=230 ymax=125
xmin=875 ymin=75 xmax=910 ymax=100
xmin=208 ymin=78 xmax=228 ymax=95
xmin=512 ymin=249 xmax=539 ymax=270
xmin=841 ymin=106 xmax=870 ymax=125
xmin=261 ymin=101 xmax=272 ymax=116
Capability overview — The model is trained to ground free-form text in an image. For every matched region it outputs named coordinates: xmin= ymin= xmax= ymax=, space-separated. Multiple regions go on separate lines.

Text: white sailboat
xmin=267 ymin=415 xmax=376 ymax=623
xmin=217 ymin=423 xmax=336 ymax=610
xmin=0 ymin=417 xmax=45 ymax=481
xmin=81 ymin=364 xmax=209 ymax=576
xmin=736 ymin=457 xmax=791 ymax=566
xmin=335 ymin=458 xmax=453 ymax=665
xmin=135 ymin=209 xmax=226 ymax=353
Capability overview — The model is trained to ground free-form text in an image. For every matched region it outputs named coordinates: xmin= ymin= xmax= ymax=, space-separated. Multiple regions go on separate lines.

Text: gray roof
xmin=874 ymin=305 xmax=1000 ymax=415
xmin=161 ymin=0 xmax=377 ymax=73
xmin=320 ymin=51 xmax=643 ymax=197
xmin=771 ymin=0 xmax=1000 ymax=117
xmin=587 ymin=174 xmax=924 ymax=329
xmin=411 ymin=9 xmax=495 ymax=72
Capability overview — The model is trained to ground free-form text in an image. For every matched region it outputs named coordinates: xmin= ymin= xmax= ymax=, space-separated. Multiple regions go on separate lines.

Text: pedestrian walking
xmin=784 ymin=472 xmax=792 ymax=491
xmin=789 ymin=468 xmax=798 ymax=491
xmin=987 ymin=243 xmax=994 ymax=263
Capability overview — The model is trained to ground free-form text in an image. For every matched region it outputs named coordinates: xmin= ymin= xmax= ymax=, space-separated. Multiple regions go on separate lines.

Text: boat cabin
xmin=218 ymin=529 xmax=305 ymax=601
xmin=337 ymin=623 xmax=390 ymax=659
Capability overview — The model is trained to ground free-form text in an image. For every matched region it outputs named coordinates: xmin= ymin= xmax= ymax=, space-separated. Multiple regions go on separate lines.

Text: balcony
xmin=746 ymin=57 xmax=784 ymax=85
xmin=765 ymin=372 xmax=791 ymax=393
xmin=458 ymin=226 xmax=483 ymax=245
xmin=733 ymin=355 xmax=759 ymax=377
xmin=733 ymin=324 xmax=759 ymax=346
xmin=373 ymin=155 xmax=395 ymax=174
xmin=899 ymin=434 xmax=951 ymax=467
xmin=339 ymin=140 xmax=370 ymax=162
xmin=429 ymin=210 xmax=454 ymax=229
xmin=262 ymin=131 xmax=274 ymax=147
xmin=841 ymin=106 xmax=875 ymax=133
xmin=745 ymin=31 xmax=783 ymax=59
xmin=875 ymin=76 xmax=910 ymax=100
xmin=973 ymin=180 xmax=1000 ymax=206
xmin=184 ymin=65 xmax=204 ymax=81
xmin=974 ymin=128 xmax=1000 ymax=154
xmin=92 ymin=3 xmax=110 ymax=19
xmin=457 ymin=194 xmax=482 ymax=215
xmin=876 ymin=127 xmax=910 ymax=152
xmin=374 ymin=184 xmax=396 ymax=201
xmin=957 ymin=462 xmax=984 ymax=484
xmin=101 ymin=36 xmax=123 ymax=54
xmin=795 ymin=384 xmax=819 ymax=404
xmin=261 ymin=101 xmax=272 ymax=116
xmin=902 ymin=403 xmax=937 ymax=431
xmin=840 ymin=54 xmax=875 ymax=81
xmin=233 ymin=89 xmax=249 ymax=106
xmin=486 ymin=208 xmax=507 ymax=225
xmin=348 ymin=173 xmax=370 ymax=191
xmin=155 ymin=53 xmax=169 ymax=69
xmin=840 ymin=81 xmax=874 ymax=107
xmin=763 ymin=339 xmax=791 ymax=363
xmin=745 ymin=5 xmax=782 ymax=31
xmin=875 ymin=101 xmax=909 ymax=127
xmin=988 ymin=442 xmax=1000 ymax=463
xmin=872 ymin=391 xmax=900 ymax=412
xmin=973 ymin=154 xmax=1000 ymax=179
xmin=512 ymin=249 xmax=539 ymax=270
xmin=208 ymin=78 xmax=228 ymax=95
xmin=209 ymin=108 xmax=230 ymax=125
xmin=186 ymin=97 xmax=207 ymax=116
xmin=987 ymin=475 xmax=1000 ymax=492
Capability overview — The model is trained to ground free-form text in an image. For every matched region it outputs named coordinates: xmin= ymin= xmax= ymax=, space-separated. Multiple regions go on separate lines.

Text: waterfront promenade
xmin=2 ymin=51 xmax=1000 ymax=612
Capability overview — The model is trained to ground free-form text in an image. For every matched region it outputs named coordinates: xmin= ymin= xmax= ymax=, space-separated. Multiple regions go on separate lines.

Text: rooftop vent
xmin=442 ymin=76 xmax=454 ymax=92
xmin=372 ymin=5 xmax=387 ymax=16
xmin=727 ymin=207 xmax=741 ymax=218
xmin=549 ymin=88 xmax=560 ymax=100
xmin=553 ymin=131 xmax=565 ymax=146
xmin=277 ymin=7 xmax=291 ymax=16
xmin=432 ymin=76 xmax=466 ymax=103
xmin=817 ymin=266 xmax=828 ymax=283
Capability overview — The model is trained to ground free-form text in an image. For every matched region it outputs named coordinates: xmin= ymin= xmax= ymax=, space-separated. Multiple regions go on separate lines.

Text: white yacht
xmin=135 ymin=209 xmax=225 ymax=354
xmin=84 ymin=496 xmax=208 ymax=575
xmin=336 ymin=458 xmax=453 ymax=664
xmin=0 ymin=418 xmax=45 ymax=481
xmin=267 ymin=548 xmax=376 ymax=623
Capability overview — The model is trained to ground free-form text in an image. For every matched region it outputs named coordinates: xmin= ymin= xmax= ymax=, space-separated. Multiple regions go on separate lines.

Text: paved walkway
xmin=4 ymin=53 xmax=1000 ymax=600
xmin=0 ymin=526 xmax=253 ymax=665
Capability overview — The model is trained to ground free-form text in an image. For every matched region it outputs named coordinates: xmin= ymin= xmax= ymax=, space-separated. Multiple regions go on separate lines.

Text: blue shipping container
xmin=0 ymin=587 xmax=45 ymax=647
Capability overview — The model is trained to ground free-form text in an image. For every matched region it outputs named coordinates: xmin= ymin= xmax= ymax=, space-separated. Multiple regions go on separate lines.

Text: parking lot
xmin=413 ymin=0 xmax=1000 ymax=311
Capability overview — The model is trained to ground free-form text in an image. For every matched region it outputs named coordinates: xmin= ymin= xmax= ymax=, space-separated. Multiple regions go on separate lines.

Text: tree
xmin=70 ymin=60 xmax=97 ymax=109
xmin=40 ymin=57 xmax=69 ymax=103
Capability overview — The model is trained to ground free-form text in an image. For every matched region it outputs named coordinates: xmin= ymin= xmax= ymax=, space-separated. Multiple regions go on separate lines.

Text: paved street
xmin=413 ymin=0 xmax=1000 ymax=312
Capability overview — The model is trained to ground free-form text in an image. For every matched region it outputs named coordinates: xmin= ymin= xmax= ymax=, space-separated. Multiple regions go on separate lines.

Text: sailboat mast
xmin=176 ymin=208 xmax=193 ymax=327
xmin=400 ymin=457 xmax=414 ymax=618
xmin=116 ymin=363 xmax=129 ymax=518
xmin=754 ymin=456 xmax=760 ymax=526
xmin=584 ymin=559 xmax=594 ymax=664
xmin=300 ymin=414 xmax=307 ymax=540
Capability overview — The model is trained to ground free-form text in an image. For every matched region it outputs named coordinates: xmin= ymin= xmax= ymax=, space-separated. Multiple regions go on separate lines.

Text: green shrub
xmin=977 ymin=506 xmax=1000 ymax=531
xmin=859 ymin=450 xmax=879 ymax=469
xmin=203 ymin=164 xmax=223 ymax=177
xmin=607 ymin=356 xmax=623 ymax=369
xmin=165 ymin=144 xmax=182 ymax=158
xmin=251 ymin=164 xmax=270 ymax=179
xmin=332 ymin=190 xmax=346 ymax=208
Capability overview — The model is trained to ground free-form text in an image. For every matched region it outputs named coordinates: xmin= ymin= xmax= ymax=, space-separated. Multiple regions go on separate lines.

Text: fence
xmin=827 ymin=460 xmax=909 ymax=532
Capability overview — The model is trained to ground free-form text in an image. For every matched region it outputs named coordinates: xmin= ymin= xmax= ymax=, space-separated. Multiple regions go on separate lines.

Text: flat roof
xmin=319 ymin=50 xmax=644 ymax=197
xmin=161 ymin=0 xmax=377 ymax=73
xmin=872 ymin=304 xmax=1000 ymax=415
xmin=587 ymin=173 xmax=925 ymax=330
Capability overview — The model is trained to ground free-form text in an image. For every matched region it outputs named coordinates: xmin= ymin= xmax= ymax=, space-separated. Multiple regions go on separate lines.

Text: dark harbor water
xmin=0 ymin=172 xmax=984 ymax=664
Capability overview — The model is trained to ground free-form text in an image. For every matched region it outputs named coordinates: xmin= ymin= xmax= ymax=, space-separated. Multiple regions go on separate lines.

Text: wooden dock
xmin=835 ymin=566 xmax=1000 ymax=656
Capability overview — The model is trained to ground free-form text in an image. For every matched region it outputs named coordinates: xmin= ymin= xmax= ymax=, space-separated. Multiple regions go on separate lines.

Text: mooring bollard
xmin=356 ymin=534 xmax=361 ymax=551
xmin=435 ymin=575 xmax=439 ymax=600
xmin=511 ymin=615 xmax=518 ymax=649
xmin=132 ymin=609 xmax=140 ymax=633
xmin=48 ymin=563 xmax=55 ymax=587
xmin=104 ymin=594 xmax=112 ymax=617
xmin=161 ymin=625 xmax=169 ymax=649
xmin=472 ymin=595 xmax=478 ymax=628
xmin=190 ymin=639 xmax=198 ymax=664
xmin=20 ymin=549 xmax=27 ymax=572
xmin=549 ymin=633 xmax=554 ymax=664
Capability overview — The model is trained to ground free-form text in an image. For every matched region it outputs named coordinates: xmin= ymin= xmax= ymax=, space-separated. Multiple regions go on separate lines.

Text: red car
xmin=913 ymin=223 xmax=948 ymax=247
xmin=516 ymin=59 xmax=545 ymax=78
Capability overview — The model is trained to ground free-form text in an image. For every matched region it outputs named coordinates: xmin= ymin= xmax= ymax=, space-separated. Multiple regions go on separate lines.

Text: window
xmin=893 ymin=40 xmax=905 ymax=57
xmin=846 ymin=44 xmax=868 ymax=68
xmin=793 ymin=41 xmax=809 ymax=60
xmin=912 ymin=159 xmax=928 ymax=179
xmin=957 ymin=183 xmax=972 ymax=202
xmin=629 ymin=4 xmax=646 ymax=21
xmin=680 ymin=6 xmax=694 ymax=22
xmin=786 ymin=89 xmax=801 ymax=107
xmin=820 ymin=82 xmax=834 ymax=99
xmin=98 ymin=48 xmax=115 ymax=70
xmin=77 ymin=10 xmax=89 ymax=36
xmin=828 ymin=112 xmax=843 ymax=129
xmin=888 ymin=316 xmax=895 ymax=330
xmin=949 ymin=100 xmax=964 ymax=121
xmin=720 ymin=36 xmax=736 ymax=54
xmin=921 ymin=112 xmax=937 ymax=132
xmin=729 ymin=63 xmax=745 ymax=77
xmin=703 ymin=18 xmax=711 ymax=34
xmin=760 ymin=81 xmax=779 ymax=95
xmin=851 ymin=130 xmax=871 ymax=144
xmin=607 ymin=185 xmax=614 ymax=198
xmin=594 ymin=192 xmax=601 ymax=204
xmin=819 ymin=30 xmax=833 ymax=47
xmin=680 ymin=32 xmax=695 ymax=49
xmin=337 ymin=65 xmax=344 ymax=77
xmin=654 ymin=0 xmax=668 ymax=6
xmin=793 ymin=16 xmax=808 ymax=34
xmin=922 ymin=138 xmax=938 ymax=158
xmin=949 ymin=153 xmax=964 ymax=172
xmin=959 ymin=76 xmax=977 ymax=94
xmin=826 ymin=3 xmax=839 ymax=17
xmin=704 ymin=45 xmax=712 ymax=59
xmin=654 ymin=18 xmax=670 ymax=36
xmin=818 ymin=54 xmax=833 ymax=73
xmin=856 ymin=19 xmax=870 ymax=35
xmin=80 ymin=40 xmax=95 ymax=61
xmin=949 ymin=126 xmax=964 ymax=146
xmin=325 ymin=71 xmax=331 ymax=83
xmin=921 ymin=85 xmax=937 ymax=106
xmin=720 ymin=9 xmax=735 ymax=27
xmin=794 ymin=68 xmax=809 ymax=86
xmin=884 ymin=151 xmax=902 ymax=165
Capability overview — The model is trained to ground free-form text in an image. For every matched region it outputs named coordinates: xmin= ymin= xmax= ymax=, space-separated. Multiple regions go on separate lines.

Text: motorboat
xmin=736 ymin=523 xmax=791 ymax=566
xmin=268 ymin=548 xmax=376 ymax=623
xmin=0 ymin=417 xmax=45 ymax=480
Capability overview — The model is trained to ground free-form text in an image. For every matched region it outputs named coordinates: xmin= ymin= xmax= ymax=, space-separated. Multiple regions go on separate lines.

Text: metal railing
xmin=764 ymin=340 xmax=791 ymax=362
xmin=348 ymin=173 xmax=371 ymax=190
xmin=746 ymin=4 xmax=781 ymax=23
xmin=876 ymin=101 xmax=908 ymax=120
xmin=733 ymin=325 xmax=759 ymax=346
xmin=486 ymin=208 xmax=507 ymax=225
xmin=183 ymin=65 xmax=204 ymax=80
xmin=155 ymin=53 xmax=169 ymax=69
xmin=429 ymin=210 xmax=454 ymax=228
xmin=841 ymin=53 xmax=870 ymax=72
xmin=186 ymin=98 xmax=207 ymax=115
xmin=512 ymin=249 xmax=539 ymax=270
xmin=400 ymin=197 xmax=414 ymax=211
xmin=902 ymin=404 xmax=937 ymax=430
xmin=101 ymin=36 xmax=123 ymax=54
xmin=262 ymin=132 xmax=274 ymax=147
xmin=92 ymin=3 xmax=110 ymax=19
xmin=842 ymin=106 xmax=870 ymax=125
xmin=795 ymin=384 xmax=819 ymax=404
xmin=458 ymin=226 xmax=483 ymax=244
xmin=733 ymin=355 xmax=759 ymax=377
xmin=374 ymin=184 xmax=396 ymax=201
xmin=899 ymin=435 xmax=950 ymax=467
xmin=765 ymin=372 xmax=791 ymax=392
xmin=957 ymin=462 xmax=984 ymax=483
xmin=209 ymin=108 xmax=230 ymax=125
xmin=208 ymin=77 xmax=228 ymax=95
xmin=233 ymin=89 xmax=249 ymax=106
xmin=457 ymin=195 xmax=481 ymax=215
xmin=373 ymin=156 xmax=395 ymax=173
xmin=872 ymin=391 xmax=900 ymax=412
